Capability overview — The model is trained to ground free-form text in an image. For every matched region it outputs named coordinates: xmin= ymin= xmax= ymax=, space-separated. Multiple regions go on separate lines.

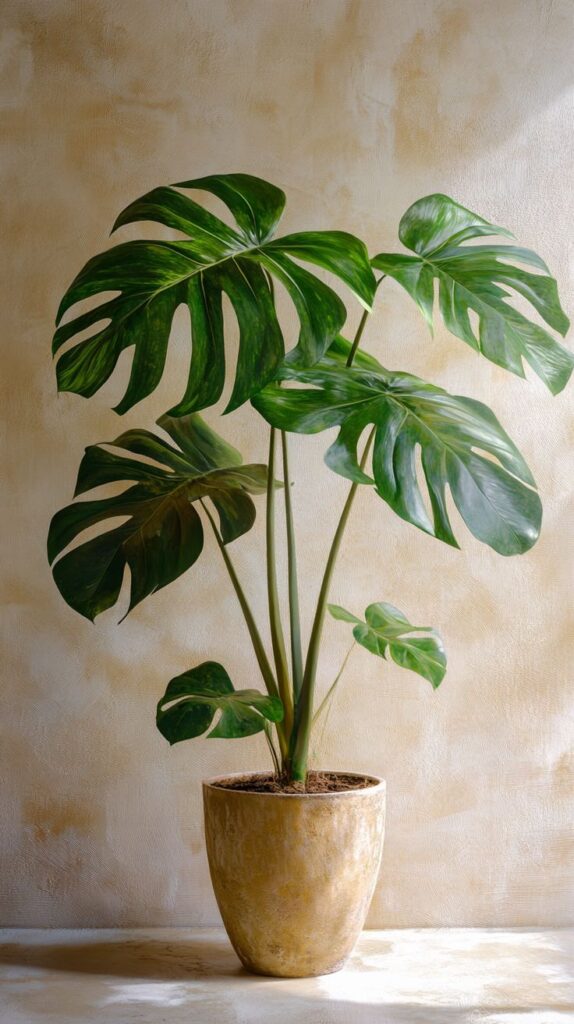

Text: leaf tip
xmin=112 ymin=394 xmax=133 ymax=416
xmin=118 ymin=604 xmax=133 ymax=625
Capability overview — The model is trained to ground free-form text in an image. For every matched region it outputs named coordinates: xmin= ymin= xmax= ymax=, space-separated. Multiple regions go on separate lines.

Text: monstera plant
xmin=49 ymin=176 xmax=572 ymax=785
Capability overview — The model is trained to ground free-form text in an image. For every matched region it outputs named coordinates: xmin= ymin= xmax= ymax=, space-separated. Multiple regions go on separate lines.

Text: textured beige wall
xmin=1 ymin=0 xmax=573 ymax=928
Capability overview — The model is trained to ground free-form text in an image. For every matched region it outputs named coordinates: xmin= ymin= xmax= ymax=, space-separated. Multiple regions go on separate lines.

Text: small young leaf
xmin=329 ymin=602 xmax=446 ymax=689
xmin=156 ymin=661 xmax=284 ymax=743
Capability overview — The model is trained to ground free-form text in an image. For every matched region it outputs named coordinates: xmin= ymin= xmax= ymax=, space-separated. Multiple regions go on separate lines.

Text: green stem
xmin=345 ymin=278 xmax=385 ymax=367
xmin=281 ymin=431 xmax=303 ymax=702
xmin=312 ymin=643 xmax=355 ymax=726
xmin=266 ymin=428 xmax=294 ymax=736
xmin=200 ymin=499 xmax=289 ymax=757
xmin=264 ymin=720 xmax=281 ymax=777
xmin=346 ymin=307 xmax=370 ymax=367
xmin=289 ymin=429 xmax=375 ymax=780
xmin=287 ymin=278 xmax=388 ymax=780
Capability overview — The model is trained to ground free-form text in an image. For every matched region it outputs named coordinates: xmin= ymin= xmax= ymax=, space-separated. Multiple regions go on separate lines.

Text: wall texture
xmin=1 ymin=0 xmax=573 ymax=928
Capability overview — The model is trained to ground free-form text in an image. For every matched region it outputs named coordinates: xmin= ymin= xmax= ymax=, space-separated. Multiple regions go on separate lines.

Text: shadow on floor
xmin=1 ymin=938 xmax=571 ymax=1023
xmin=0 ymin=936 xmax=245 ymax=980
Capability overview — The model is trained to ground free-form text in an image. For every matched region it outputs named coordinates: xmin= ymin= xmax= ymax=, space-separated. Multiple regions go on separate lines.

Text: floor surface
xmin=0 ymin=927 xmax=572 ymax=1023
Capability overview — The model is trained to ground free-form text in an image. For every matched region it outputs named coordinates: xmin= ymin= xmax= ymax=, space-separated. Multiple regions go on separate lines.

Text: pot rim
xmin=202 ymin=770 xmax=386 ymax=798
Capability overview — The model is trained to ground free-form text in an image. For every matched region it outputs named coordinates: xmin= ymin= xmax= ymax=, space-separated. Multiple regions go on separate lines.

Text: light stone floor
xmin=0 ymin=928 xmax=572 ymax=1023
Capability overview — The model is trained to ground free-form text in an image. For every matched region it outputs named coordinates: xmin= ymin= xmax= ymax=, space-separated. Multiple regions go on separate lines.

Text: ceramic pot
xmin=203 ymin=771 xmax=386 ymax=977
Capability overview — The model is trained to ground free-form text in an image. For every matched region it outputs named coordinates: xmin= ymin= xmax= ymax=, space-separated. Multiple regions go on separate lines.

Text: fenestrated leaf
xmin=173 ymin=173 xmax=286 ymax=244
xmin=48 ymin=413 xmax=269 ymax=621
xmin=373 ymin=193 xmax=573 ymax=395
xmin=328 ymin=602 xmax=446 ymax=689
xmin=53 ymin=173 xmax=376 ymax=416
xmin=252 ymin=349 xmax=542 ymax=555
xmin=156 ymin=661 xmax=284 ymax=743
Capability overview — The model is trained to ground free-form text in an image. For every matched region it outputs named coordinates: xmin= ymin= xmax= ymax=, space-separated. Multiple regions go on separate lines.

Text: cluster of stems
xmin=204 ymin=292 xmax=381 ymax=783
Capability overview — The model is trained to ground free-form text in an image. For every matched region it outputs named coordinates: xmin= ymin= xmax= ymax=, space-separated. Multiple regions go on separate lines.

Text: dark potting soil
xmin=211 ymin=771 xmax=378 ymax=794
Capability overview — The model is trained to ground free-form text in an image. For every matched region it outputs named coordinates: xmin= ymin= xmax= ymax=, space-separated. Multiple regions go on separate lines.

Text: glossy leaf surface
xmin=53 ymin=173 xmax=376 ymax=416
xmin=48 ymin=414 xmax=268 ymax=621
xmin=329 ymin=602 xmax=446 ymax=688
xmin=373 ymin=194 xmax=573 ymax=394
xmin=156 ymin=661 xmax=284 ymax=743
xmin=252 ymin=351 xmax=542 ymax=555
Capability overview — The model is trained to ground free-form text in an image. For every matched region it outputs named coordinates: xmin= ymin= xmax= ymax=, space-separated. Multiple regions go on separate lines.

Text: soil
xmin=211 ymin=771 xmax=378 ymax=794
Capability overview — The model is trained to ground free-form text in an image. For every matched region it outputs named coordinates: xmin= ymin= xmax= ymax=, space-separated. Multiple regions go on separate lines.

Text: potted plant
xmin=48 ymin=176 xmax=572 ymax=977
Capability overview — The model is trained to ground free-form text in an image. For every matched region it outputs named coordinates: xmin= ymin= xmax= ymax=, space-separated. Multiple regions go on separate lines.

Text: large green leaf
xmin=48 ymin=413 xmax=269 ymax=621
xmin=328 ymin=602 xmax=446 ymax=689
xmin=156 ymin=661 xmax=284 ymax=743
xmin=252 ymin=349 xmax=542 ymax=555
xmin=53 ymin=173 xmax=376 ymax=416
xmin=372 ymin=193 xmax=573 ymax=395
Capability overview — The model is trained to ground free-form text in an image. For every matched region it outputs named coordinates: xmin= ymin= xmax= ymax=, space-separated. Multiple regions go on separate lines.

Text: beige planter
xmin=203 ymin=771 xmax=386 ymax=977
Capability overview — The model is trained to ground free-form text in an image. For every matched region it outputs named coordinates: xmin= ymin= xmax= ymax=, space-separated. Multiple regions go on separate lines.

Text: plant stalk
xmin=346 ymin=307 xmax=370 ymax=367
xmin=200 ymin=499 xmax=289 ymax=758
xmin=287 ymin=282 xmax=387 ymax=781
xmin=266 ymin=428 xmax=294 ymax=737
xmin=312 ymin=643 xmax=355 ymax=726
xmin=345 ymin=277 xmax=385 ymax=367
xmin=281 ymin=431 xmax=304 ymax=703
xmin=264 ymin=720 xmax=281 ymax=777
xmin=289 ymin=429 xmax=375 ymax=780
